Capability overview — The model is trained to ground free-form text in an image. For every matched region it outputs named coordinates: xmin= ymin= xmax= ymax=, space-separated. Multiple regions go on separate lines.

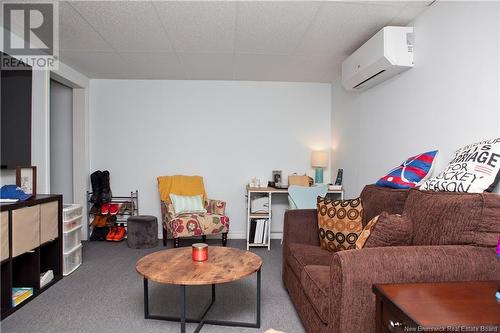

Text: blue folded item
xmin=0 ymin=185 xmax=31 ymax=201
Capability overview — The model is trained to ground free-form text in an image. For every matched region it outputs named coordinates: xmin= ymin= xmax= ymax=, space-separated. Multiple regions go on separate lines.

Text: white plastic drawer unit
xmin=63 ymin=243 xmax=82 ymax=276
xmin=63 ymin=214 xmax=82 ymax=232
xmin=63 ymin=204 xmax=83 ymax=222
xmin=63 ymin=224 xmax=82 ymax=253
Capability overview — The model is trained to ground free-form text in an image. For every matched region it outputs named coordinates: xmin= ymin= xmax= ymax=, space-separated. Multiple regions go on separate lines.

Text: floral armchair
xmin=157 ymin=175 xmax=230 ymax=248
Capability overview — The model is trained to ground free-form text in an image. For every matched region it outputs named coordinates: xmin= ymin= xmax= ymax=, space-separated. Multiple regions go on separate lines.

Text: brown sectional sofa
xmin=282 ymin=185 xmax=500 ymax=333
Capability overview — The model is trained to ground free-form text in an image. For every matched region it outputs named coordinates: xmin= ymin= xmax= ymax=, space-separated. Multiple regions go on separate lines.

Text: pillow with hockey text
xmin=420 ymin=138 xmax=500 ymax=193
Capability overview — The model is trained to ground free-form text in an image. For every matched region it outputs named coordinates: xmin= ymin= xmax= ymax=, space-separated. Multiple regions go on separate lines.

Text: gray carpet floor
xmin=1 ymin=239 xmax=306 ymax=333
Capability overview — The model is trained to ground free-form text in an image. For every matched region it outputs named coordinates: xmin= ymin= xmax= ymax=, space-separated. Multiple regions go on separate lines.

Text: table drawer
xmin=40 ymin=201 xmax=58 ymax=244
xmin=0 ymin=211 xmax=9 ymax=261
xmin=12 ymin=205 xmax=40 ymax=257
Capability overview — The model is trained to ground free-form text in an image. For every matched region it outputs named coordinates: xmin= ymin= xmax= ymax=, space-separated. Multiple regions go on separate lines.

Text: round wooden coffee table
xmin=136 ymin=246 xmax=262 ymax=333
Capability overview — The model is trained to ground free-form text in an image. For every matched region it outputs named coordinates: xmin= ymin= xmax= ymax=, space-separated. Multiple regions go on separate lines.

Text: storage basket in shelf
xmin=63 ymin=243 xmax=82 ymax=276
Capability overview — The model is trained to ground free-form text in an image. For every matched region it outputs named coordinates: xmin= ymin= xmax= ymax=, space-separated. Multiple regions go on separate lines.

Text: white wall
xmin=90 ymin=80 xmax=331 ymax=238
xmin=332 ymin=1 xmax=500 ymax=197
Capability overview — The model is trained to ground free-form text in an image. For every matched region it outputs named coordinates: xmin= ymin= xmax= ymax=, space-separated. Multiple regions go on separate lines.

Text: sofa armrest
xmin=206 ymin=199 xmax=226 ymax=215
xmin=283 ymin=209 xmax=319 ymax=247
xmin=329 ymin=245 xmax=500 ymax=333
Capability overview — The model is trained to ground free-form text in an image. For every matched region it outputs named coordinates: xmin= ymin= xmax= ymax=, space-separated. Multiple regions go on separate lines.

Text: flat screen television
xmin=1 ymin=53 xmax=32 ymax=169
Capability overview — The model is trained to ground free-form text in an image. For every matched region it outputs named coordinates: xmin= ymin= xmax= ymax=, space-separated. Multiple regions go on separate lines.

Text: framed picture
xmin=16 ymin=166 xmax=36 ymax=198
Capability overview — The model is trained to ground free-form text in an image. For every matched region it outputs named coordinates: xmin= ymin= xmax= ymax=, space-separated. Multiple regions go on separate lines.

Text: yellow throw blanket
xmin=157 ymin=175 xmax=207 ymax=203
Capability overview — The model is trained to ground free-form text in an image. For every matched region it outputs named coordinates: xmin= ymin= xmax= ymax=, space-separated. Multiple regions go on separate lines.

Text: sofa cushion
xmin=356 ymin=212 xmax=413 ymax=249
xmin=360 ymin=185 xmax=409 ymax=226
xmin=406 ymin=189 xmax=500 ymax=247
xmin=167 ymin=212 xmax=229 ymax=238
xmin=300 ymin=265 xmax=330 ymax=324
xmin=287 ymin=243 xmax=332 ymax=279
xmin=355 ymin=214 xmax=380 ymax=249
xmin=317 ymin=197 xmax=363 ymax=252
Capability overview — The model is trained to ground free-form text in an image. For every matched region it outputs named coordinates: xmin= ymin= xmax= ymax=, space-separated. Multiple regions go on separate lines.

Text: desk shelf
xmin=245 ymin=186 xmax=344 ymax=251
xmin=249 ymin=213 xmax=270 ymax=219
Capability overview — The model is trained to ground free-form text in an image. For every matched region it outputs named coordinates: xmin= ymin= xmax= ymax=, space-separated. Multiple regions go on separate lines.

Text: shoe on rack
xmin=90 ymin=215 xmax=107 ymax=228
xmin=100 ymin=170 xmax=112 ymax=203
xmin=119 ymin=202 xmax=133 ymax=214
xmin=109 ymin=203 xmax=121 ymax=215
xmin=106 ymin=215 xmax=117 ymax=226
xmin=106 ymin=226 xmax=117 ymax=241
xmin=90 ymin=204 xmax=101 ymax=215
xmin=90 ymin=226 xmax=109 ymax=241
xmin=89 ymin=171 xmax=103 ymax=204
xmin=113 ymin=225 xmax=126 ymax=241
xmin=101 ymin=203 xmax=110 ymax=215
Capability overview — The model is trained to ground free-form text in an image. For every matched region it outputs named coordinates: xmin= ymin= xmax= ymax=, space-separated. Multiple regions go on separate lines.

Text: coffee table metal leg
xmin=181 ymin=285 xmax=186 ymax=333
xmin=143 ymin=269 xmax=261 ymax=331
xmin=144 ymin=278 xmax=149 ymax=318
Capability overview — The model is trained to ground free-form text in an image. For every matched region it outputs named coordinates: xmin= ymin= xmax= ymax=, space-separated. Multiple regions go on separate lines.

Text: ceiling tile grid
xmin=57 ymin=0 xmax=431 ymax=82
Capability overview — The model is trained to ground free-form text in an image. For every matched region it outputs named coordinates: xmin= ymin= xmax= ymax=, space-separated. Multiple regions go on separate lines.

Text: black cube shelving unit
xmin=1 ymin=195 xmax=63 ymax=320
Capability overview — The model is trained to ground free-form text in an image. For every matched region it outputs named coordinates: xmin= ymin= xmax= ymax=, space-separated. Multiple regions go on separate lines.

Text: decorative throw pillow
xmin=355 ymin=212 xmax=412 ymax=249
xmin=169 ymin=194 xmax=207 ymax=215
xmin=420 ymin=138 xmax=500 ymax=193
xmin=376 ymin=150 xmax=438 ymax=189
xmin=355 ymin=215 xmax=380 ymax=249
xmin=317 ymin=197 xmax=363 ymax=252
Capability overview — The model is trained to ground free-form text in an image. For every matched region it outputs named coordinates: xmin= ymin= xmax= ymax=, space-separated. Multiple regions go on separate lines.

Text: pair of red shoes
xmin=101 ymin=203 xmax=120 ymax=215
xmin=106 ymin=225 xmax=126 ymax=241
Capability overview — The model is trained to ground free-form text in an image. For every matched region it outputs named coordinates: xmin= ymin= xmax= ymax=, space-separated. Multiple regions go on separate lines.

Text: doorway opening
xmin=50 ymin=79 xmax=73 ymax=202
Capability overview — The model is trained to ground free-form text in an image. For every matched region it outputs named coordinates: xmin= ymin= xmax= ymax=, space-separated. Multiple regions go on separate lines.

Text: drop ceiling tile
xmin=59 ymin=1 xmax=112 ymax=51
xmin=179 ymin=53 xmax=234 ymax=80
xmin=153 ymin=2 xmax=236 ymax=54
xmin=70 ymin=1 xmax=173 ymax=52
xmin=118 ymin=52 xmax=186 ymax=79
xmin=59 ymin=51 xmax=126 ymax=78
xmin=296 ymin=2 xmax=404 ymax=57
xmin=235 ymin=1 xmax=320 ymax=55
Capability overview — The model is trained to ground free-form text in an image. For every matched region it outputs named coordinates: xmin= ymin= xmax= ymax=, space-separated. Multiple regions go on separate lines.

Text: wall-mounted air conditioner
xmin=341 ymin=26 xmax=414 ymax=92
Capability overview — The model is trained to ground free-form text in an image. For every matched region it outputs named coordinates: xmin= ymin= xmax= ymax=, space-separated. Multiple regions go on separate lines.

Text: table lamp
xmin=311 ymin=151 xmax=328 ymax=184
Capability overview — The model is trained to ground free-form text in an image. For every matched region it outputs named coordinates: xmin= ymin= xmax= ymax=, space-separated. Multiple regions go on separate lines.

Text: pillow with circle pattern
xmin=316 ymin=196 xmax=363 ymax=252
xmin=376 ymin=150 xmax=438 ymax=189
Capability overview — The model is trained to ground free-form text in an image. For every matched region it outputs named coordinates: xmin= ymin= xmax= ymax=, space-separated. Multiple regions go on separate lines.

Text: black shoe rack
xmin=86 ymin=190 xmax=139 ymax=240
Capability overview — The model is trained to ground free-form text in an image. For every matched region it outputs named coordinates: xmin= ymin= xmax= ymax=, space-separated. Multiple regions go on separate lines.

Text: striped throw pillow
xmin=169 ymin=194 xmax=207 ymax=215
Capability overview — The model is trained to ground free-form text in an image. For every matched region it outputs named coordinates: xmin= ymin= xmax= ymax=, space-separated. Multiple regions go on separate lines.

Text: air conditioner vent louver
xmin=353 ymin=70 xmax=385 ymax=89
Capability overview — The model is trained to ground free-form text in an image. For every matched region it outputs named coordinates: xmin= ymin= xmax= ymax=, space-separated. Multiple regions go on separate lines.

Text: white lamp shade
xmin=311 ymin=151 xmax=329 ymax=168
